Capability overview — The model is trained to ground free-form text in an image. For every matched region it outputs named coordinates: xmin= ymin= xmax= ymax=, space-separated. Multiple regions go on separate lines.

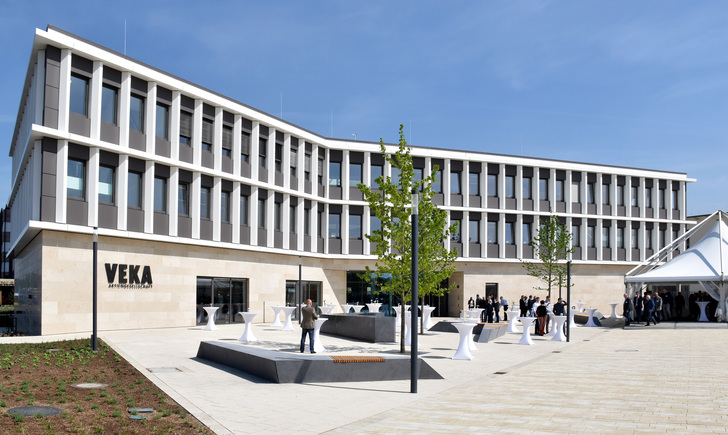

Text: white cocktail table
xmin=311 ymin=318 xmax=328 ymax=353
xmin=366 ymin=303 xmax=382 ymax=314
xmin=351 ymin=305 xmax=364 ymax=313
xmin=551 ymin=315 xmax=567 ymax=342
xmin=697 ymin=301 xmax=710 ymax=322
xmin=237 ymin=312 xmax=258 ymax=342
xmin=518 ymin=317 xmax=535 ymax=345
xmin=202 ymin=306 xmax=219 ymax=331
xmin=584 ymin=308 xmax=599 ymax=327
xmin=270 ymin=305 xmax=284 ymax=327
xmin=280 ymin=306 xmax=296 ymax=331
xmin=423 ymin=306 xmax=436 ymax=330
xmin=576 ymin=301 xmax=585 ymax=313
xmin=609 ymin=302 xmax=619 ymax=319
xmin=341 ymin=304 xmax=354 ymax=314
xmin=506 ymin=311 xmax=520 ymax=333
xmin=452 ymin=322 xmax=477 ymax=360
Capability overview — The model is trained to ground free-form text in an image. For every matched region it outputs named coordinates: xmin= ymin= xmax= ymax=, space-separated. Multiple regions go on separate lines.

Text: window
xmin=646 ymin=228 xmax=653 ymax=250
xmin=450 ymin=219 xmax=461 ymax=242
xmin=505 ymin=175 xmax=515 ymax=198
xmin=523 ymin=223 xmax=531 ymax=245
xmin=329 ymin=162 xmax=341 ymax=186
xmin=241 ymin=132 xmax=251 ymax=162
xmin=202 ymin=119 xmax=214 ymax=152
xmin=645 ymin=187 xmax=652 ymax=208
xmin=222 ymin=126 xmax=233 ymax=158
xmin=487 ymin=221 xmax=497 ymax=244
xmin=304 ymin=208 xmax=310 ymax=235
xmin=602 ymin=184 xmax=610 ymax=205
xmin=469 ymin=220 xmax=479 ymax=243
xmin=70 ymin=74 xmax=89 ymax=116
xmin=274 ymin=202 xmax=281 ymax=231
xmin=179 ymin=111 xmax=192 ymax=145
xmin=467 ymin=172 xmax=477 ymax=195
xmin=350 ymin=214 xmax=362 ymax=239
xmin=617 ymin=227 xmax=625 ymax=249
xmin=98 ymin=165 xmax=114 ymax=203
xmin=101 ymin=85 xmax=117 ymax=124
xmin=67 ymin=159 xmax=85 ymax=199
xmin=631 ymin=186 xmax=638 ymax=207
xmin=259 ymin=139 xmax=267 ymax=167
xmin=156 ymin=104 xmax=169 ymax=139
xmin=391 ymin=168 xmax=400 ymax=186
xmin=370 ymin=215 xmax=382 ymax=234
xmin=221 ymin=191 xmax=230 ymax=223
xmin=290 ymin=205 xmax=297 ymax=233
xmin=304 ymin=153 xmax=312 ymax=180
xmin=258 ymin=198 xmax=266 ymax=228
xmin=505 ymin=222 xmax=515 ymax=245
xmin=631 ymin=228 xmax=639 ymax=249
xmin=587 ymin=226 xmax=595 ymax=247
xmin=178 ymin=183 xmax=189 ymax=216
xmin=329 ymin=213 xmax=341 ymax=238
xmin=602 ymin=226 xmax=610 ymax=248
xmin=432 ymin=169 xmax=442 ymax=193
xmin=200 ymin=187 xmax=211 ymax=219
xmin=556 ymin=180 xmax=564 ymax=202
xmin=617 ymin=185 xmax=625 ymax=206
xmin=154 ymin=177 xmax=166 ymax=212
xmin=539 ymin=179 xmax=548 ymax=200
xmin=350 ymin=163 xmax=362 ymax=187
xmin=129 ymin=94 xmax=144 ymax=132
xmin=572 ymin=225 xmax=580 ymax=247
xmin=240 ymin=194 xmax=249 ymax=225
xmin=450 ymin=172 xmax=461 ymax=194
xmin=659 ymin=229 xmax=666 ymax=248
xmin=128 ymin=172 xmax=142 ymax=208
xmin=487 ymin=174 xmax=497 ymax=196
xmin=317 ymin=156 xmax=324 ymax=184
xmin=523 ymin=177 xmax=532 ymax=199
xmin=371 ymin=165 xmax=383 ymax=189
xmin=571 ymin=181 xmax=580 ymax=203
xmin=290 ymin=149 xmax=298 ymax=177
xmin=587 ymin=182 xmax=595 ymax=204
xmin=658 ymin=188 xmax=665 ymax=208
xmin=275 ymin=144 xmax=283 ymax=172
xmin=672 ymin=189 xmax=679 ymax=209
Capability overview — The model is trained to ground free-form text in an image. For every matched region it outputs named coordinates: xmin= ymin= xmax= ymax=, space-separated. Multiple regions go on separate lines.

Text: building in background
xmin=6 ymin=26 xmax=694 ymax=335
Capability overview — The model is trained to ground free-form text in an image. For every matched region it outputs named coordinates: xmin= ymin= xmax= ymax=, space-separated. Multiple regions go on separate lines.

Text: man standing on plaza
xmin=501 ymin=296 xmax=509 ymax=321
xmin=623 ymin=293 xmax=634 ymax=326
xmin=300 ymin=299 xmax=318 ymax=353
xmin=644 ymin=294 xmax=655 ymax=326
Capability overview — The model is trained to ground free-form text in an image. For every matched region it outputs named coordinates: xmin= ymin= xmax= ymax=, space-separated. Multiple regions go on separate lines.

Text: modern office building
xmin=6 ymin=26 xmax=694 ymax=335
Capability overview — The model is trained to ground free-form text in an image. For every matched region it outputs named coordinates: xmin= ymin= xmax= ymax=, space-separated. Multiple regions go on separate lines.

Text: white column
xmin=55 ymin=140 xmax=68 ymax=223
xmin=117 ymin=155 xmax=128 ymax=230
xmin=267 ymin=128 xmax=276 ymax=184
xmin=443 ymin=159 xmax=451 ymax=206
xmin=144 ymin=161 xmax=155 ymax=233
xmin=231 ymin=182 xmax=240 ymax=243
xmin=212 ymin=177 xmax=221 ymax=241
xmin=146 ymin=82 xmax=157 ymax=154
xmin=90 ymin=61 xmax=103 ymax=141
xmin=88 ymin=147 xmax=99 ymax=227
xmin=193 ymin=100 xmax=203 ymax=166
xmin=282 ymin=195 xmax=290 ymax=250
xmin=499 ymin=213 xmax=506 ymax=258
xmin=214 ymin=107 xmax=223 ymax=171
xmin=266 ymin=190 xmax=274 ymax=247
xmin=516 ymin=165 xmax=523 ymax=210
xmin=169 ymin=168 xmax=179 ymax=237
xmin=283 ymin=134 xmax=292 ymax=190
xmin=342 ymin=205 xmax=350 ymax=254
xmin=191 ymin=172 xmax=201 ymax=239
xmin=249 ymin=187 xmax=259 ymax=245
xmin=170 ymin=91 xmax=181 ymax=161
xmin=595 ymin=173 xmax=603 ymax=215
xmin=251 ymin=122 xmax=260 ymax=180
xmin=233 ymin=115 xmax=242 ymax=177
xmin=31 ymin=141 xmax=42 ymax=221
xmin=119 ymin=72 xmax=131 ymax=148
xmin=343 ymin=150 xmax=350 ymax=200
xmin=57 ymin=49 xmax=71 ymax=133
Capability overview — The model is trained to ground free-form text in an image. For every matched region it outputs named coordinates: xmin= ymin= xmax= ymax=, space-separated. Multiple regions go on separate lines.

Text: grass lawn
xmin=0 ymin=338 xmax=212 ymax=434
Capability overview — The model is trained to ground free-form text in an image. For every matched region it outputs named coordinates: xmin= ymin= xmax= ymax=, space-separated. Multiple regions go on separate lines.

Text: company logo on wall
xmin=104 ymin=264 xmax=153 ymax=289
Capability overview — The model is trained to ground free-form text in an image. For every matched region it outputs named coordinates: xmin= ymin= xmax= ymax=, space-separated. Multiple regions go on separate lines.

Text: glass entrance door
xmin=285 ymin=280 xmax=322 ymax=319
xmin=196 ymin=277 xmax=248 ymax=324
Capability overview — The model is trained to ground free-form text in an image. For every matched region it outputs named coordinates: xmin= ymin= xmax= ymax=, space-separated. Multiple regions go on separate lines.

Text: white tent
xmin=625 ymin=210 xmax=728 ymax=321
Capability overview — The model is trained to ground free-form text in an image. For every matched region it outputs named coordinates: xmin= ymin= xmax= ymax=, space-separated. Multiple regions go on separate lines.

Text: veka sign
xmin=104 ymin=264 xmax=153 ymax=289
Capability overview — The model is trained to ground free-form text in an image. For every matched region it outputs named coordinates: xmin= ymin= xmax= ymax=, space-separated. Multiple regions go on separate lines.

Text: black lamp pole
xmin=411 ymin=190 xmax=419 ymax=394
xmin=566 ymin=260 xmax=571 ymax=343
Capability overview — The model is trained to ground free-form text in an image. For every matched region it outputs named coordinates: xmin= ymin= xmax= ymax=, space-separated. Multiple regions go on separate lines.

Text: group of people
xmin=623 ymin=289 xmax=719 ymax=326
xmin=468 ymin=295 xmax=509 ymax=323
xmin=467 ymin=294 xmax=568 ymax=336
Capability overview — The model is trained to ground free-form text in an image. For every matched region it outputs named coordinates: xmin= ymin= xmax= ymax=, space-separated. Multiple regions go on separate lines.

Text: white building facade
xmin=7 ymin=27 xmax=694 ymax=335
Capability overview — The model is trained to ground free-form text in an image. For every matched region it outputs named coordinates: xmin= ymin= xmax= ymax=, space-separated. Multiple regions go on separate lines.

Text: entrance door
xmin=285 ymin=280 xmax=322 ymax=319
xmin=196 ymin=277 xmax=249 ymax=324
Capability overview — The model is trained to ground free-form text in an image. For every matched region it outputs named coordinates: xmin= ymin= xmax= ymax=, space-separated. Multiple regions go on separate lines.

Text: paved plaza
xmin=4 ymin=318 xmax=728 ymax=434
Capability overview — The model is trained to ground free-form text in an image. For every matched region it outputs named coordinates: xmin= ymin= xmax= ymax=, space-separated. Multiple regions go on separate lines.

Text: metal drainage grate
xmin=615 ymin=349 xmax=639 ymax=353
xmin=493 ymin=371 xmax=508 ymax=375
xmin=552 ymin=351 xmax=562 ymax=353
xmin=147 ymin=367 xmax=182 ymax=373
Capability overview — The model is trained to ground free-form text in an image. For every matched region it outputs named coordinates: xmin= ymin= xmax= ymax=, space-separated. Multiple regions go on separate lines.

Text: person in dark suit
xmin=519 ymin=295 xmax=528 ymax=317
xmin=300 ymin=299 xmax=318 ymax=353
xmin=634 ymin=293 xmax=643 ymax=324
xmin=623 ymin=293 xmax=634 ymax=326
xmin=644 ymin=294 xmax=655 ymax=326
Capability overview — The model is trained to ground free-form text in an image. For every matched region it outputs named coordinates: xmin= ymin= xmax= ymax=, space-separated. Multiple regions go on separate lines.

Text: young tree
xmin=358 ymin=125 xmax=458 ymax=353
xmin=522 ymin=214 xmax=574 ymax=298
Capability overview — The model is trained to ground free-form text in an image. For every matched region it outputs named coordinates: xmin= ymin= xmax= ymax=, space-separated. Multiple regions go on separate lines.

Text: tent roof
xmin=626 ymin=214 xmax=728 ymax=283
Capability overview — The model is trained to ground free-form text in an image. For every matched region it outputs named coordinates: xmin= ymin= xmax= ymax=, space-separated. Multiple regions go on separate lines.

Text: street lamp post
xmin=566 ymin=259 xmax=572 ymax=343
xmin=92 ymin=227 xmax=98 ymax=352
xmin=410 ymin=190 xmax=419 ymax=394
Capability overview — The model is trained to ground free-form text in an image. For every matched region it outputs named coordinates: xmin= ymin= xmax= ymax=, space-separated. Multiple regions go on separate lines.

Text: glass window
xmin=645 ymin=187 xmax=652 ymax=208
xmin=556 ymin=180 xmax=564 ymax=202
xmin=523 ymin=223 xmax=531 ymax=245
xmin=572 ymin=225 xmax=580 ymax=247
xmin=370 ymin=165 xmax=383 ymax=189
xmin=602 ymin=226 xmax=610 ymax=248
xmin=200 ymin=187 xmax=211 ymax=219
xmin=290 ymin=149 xmax=298 ymax=177
xmin=505 ymin=222 xmax=515 ymax=245
xmin=487 ymin=174 xmax=497 ymax=196
xmin=290 ymin=205 xmax=297 ymax=233
xmin=646 ymin=228 xmax=653 ymax=250
xmin=240 ymin=194 xmax=249 ymax=225
xmin=259 ymin=139 xmax=267 ymax=167
xmin=539 ymin=178 xmax=548 ymax=200
xmin=487 ymin=221 xmax=497 ymax=244
xmin=617 ymin=185 xmax=625 ymax=206
xmin=659 ymin=229 xmax=666 ymax=248
xmin=672 ymin=189 xmax=679 ymax=209
xmin=304 ymin=153 xmax=312 ymax=180
xmin=221 ymin=191 xmax=230 ymax=223
xmin=350 ymin=163 xmax=362 ymax=187
xmin=202 ymin=119 xmax=214 ymax=153
xmin=587 ymin=182 xmax=595 ymax=204
xmin=128 ymin=172 xmax=142 ymax=208
xmin=179 ymin=111 xmax=192 ymax=145
xmin=523 ymin=177 xmax=532 ymax=199
xmin=130 ymin=94 xmax=144 ymax=132
xmin=450 ymin=172 xmax=461 ymax=194
xmin=469 ymin=220 xmax=479 ymax=243
xmin=274 ymin=144 xmax=283 ymax=172
xmin=67 ymin=159 xmax=85 ymax=199
xmin=505 ymin=176 xmax=515 ymax=198
xmin=432 ymin=169 xmax=442 ymax=193
xmin=329 ymin=162 xmax=341 ymax=186
xmin=156 ymin=104 xmax=169 ymax=139
xmin=101 ymin=84 xmax=117 ymax=124
xmin=258 ymin=198 xmax=266 ymax=228
xmin=304 ymin=208 xmax=310 ymax=235
xmin=70 ymin=74 xmax=88 ymax=116
xmin=468 ymin=172 xmax=478 ymax=195
xmin=370 ymin=215 xmax=382 ymax=234
xmin=631 ymin=186 xmax=638 ymax=206
xmin=391 ymin=167 xmax=400 ymax=186
xmin=329 ymin=213 xmax=341 ymax=238
xmin=617 ymin=227 xmax=625 ymax=249
xmin=222 ymin=126 xmax=233 ymax=158
xmin=450 ymin=219 xmax=461 ymax=242
xmin=98 ymin=165 xmax=114 ymax=204
xmin=571 ymin=181 xmax=580 ymax=203
xmin=241 ymin=132 xmax=251 ymax=162
xmin=631 ymin=228 xmax=639 ymax=249
xmin=602 ymin=184 xmax=610 ymax=205
xmin=587 ymin=226 xmax=595 ymax=247
xmin=274 ymin=202 xmax=281 ymax=231
xmin=350 ymin=214 xmax=362 ymax=239
xmin=154 ymin=177 xmax=166 ymax=212
xmin=178 ymin=183 xmax=189 ymax=216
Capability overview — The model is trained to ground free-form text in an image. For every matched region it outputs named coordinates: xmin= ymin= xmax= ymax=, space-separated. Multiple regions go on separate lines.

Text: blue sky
xmin=1 ymin=0 xmax=727 ymax=216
